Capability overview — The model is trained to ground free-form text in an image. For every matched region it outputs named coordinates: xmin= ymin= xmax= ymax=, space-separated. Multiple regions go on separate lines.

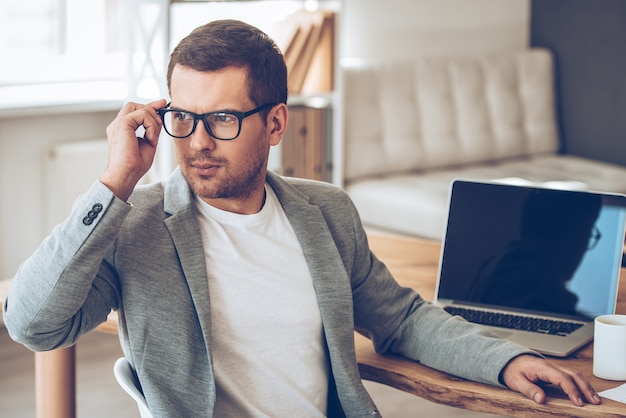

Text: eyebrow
xmin=169 ymin=105 xmax=243 ymax=115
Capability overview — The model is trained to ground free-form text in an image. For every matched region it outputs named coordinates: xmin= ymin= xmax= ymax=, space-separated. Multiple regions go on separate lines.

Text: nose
xmin=189 ymin=120 xmax=216 ymax=151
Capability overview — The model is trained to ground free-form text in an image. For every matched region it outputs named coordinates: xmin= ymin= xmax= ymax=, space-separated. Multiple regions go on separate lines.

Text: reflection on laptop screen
xmin=437 ymin=181 xmax=626 ymax=321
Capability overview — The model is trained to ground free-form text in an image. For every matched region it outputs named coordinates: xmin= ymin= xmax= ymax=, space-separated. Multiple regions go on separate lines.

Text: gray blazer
xmin=4 ymin=169 xmax=533 ymax=417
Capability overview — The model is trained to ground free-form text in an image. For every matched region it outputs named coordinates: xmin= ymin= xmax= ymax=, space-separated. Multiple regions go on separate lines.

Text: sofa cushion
xmin=343 ymin=49 xmax=559 ymax=182
xmin=347 ymin=155 xmax=626 ymax=240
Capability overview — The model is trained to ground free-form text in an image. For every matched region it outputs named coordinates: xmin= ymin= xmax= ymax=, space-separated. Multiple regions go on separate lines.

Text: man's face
xmin=169 ymin=65 xmax=280 ymax=213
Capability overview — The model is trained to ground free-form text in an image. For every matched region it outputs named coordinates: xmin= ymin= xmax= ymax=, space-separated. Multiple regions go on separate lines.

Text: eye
xmin=210 ymin=113 xmax=236 ymax=124
xmin=173 ymin=111 xmax=193 ymax=121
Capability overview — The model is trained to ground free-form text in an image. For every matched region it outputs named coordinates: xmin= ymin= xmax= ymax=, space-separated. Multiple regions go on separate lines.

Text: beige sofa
xmin=342 ymin=48 xmax=626 ymax=240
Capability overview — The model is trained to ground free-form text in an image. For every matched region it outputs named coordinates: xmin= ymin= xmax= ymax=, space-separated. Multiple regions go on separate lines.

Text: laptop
xmin=434 ymin=179 xmax=626 ymax=357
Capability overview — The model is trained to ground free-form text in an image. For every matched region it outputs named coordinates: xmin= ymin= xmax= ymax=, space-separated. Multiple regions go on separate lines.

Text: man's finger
xmin=506 ymin=373 xmax=548 ymax=404
xmin=560 ymin=368 xmax=602 ymax=405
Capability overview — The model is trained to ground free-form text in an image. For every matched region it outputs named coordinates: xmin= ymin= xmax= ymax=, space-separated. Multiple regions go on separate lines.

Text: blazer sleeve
xmin=344 ymin=195 xmax=538 ymax=387
xmin=3 ymin=181 xmax=131 ymax=351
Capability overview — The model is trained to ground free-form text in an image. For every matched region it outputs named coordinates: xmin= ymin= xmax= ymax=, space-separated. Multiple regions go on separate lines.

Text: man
xmin=3 ymin=20 xmax=600 ymax=417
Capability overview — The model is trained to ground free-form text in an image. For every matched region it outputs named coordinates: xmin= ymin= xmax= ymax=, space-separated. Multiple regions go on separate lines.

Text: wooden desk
xmin=2 ymin=233 xmax=626 ymax=418
xmin=361 ymin=233 xmax=626 ymax=418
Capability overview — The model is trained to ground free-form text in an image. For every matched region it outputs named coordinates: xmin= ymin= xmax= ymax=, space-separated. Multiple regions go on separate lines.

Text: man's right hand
xmin=99 ymin=99 xmax=167 ymax=201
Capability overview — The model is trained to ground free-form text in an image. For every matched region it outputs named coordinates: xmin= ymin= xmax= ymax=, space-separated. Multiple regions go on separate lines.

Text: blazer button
xmin=82 ymin=202 xmax=103 ymax=225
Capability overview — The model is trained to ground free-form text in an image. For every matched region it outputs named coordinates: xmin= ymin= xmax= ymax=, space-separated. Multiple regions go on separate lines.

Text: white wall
xmin=341 ymin=0 xmax=530 ymax=62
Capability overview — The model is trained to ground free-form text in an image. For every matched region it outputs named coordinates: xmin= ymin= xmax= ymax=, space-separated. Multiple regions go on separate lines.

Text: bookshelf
xmin=276 ymin=8 xmax=336 ymax=182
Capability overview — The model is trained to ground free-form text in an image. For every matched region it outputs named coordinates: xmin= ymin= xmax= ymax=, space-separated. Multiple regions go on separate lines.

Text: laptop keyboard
xmin=443 ymin=306 xmax=584 ymax=336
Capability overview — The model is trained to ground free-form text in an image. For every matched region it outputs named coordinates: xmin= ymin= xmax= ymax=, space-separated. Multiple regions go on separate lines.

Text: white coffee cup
xmin=593 ymin=314 xmax=626 ymax=380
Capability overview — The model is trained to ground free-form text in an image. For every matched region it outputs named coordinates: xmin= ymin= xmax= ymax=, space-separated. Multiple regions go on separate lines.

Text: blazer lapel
xmin=266 ymin=173 xmax=361 ymax=396
xmin=162 ymin=169 xmax=213 ymax=348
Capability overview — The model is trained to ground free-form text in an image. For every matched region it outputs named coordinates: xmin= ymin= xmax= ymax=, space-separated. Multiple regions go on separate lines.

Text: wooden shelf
xmin=281 ymin=105 xmax=331 ymax=182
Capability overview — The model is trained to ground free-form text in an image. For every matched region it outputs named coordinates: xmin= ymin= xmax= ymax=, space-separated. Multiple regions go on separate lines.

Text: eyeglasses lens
xmin=162 ymin=110 xmax=240 ymax=140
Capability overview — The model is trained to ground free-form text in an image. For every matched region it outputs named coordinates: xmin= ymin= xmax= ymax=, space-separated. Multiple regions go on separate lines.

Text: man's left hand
xmin=501 ymin=354 xmax=602 ymax=406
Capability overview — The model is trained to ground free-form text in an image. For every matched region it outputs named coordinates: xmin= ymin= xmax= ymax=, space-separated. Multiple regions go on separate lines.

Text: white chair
xmin=113 ymin=357 xmax=153 ymax=418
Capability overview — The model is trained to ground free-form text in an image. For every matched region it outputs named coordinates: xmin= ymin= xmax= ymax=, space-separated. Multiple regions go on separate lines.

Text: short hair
xmin=167 ymin=19 xmax=288 ymax=110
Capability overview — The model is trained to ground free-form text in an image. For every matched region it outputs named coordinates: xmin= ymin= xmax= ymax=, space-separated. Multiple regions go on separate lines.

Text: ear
xmin=267 ymin=103 xmax=288 ymax=146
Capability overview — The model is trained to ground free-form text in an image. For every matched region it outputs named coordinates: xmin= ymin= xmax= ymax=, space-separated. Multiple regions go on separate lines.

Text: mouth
xmin=190 ymin=160 xmax=221 ymax=177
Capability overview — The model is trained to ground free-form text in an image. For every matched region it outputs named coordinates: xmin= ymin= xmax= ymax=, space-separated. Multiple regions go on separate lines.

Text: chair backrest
xmin=113 ymin=357 xmax=153 ymax=418
xmin=342 ymin=48 xmax=560 ymax=183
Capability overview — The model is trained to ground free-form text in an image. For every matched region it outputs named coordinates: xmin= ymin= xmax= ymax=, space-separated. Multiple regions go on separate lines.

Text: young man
xmin=3 ymin=20 xmax=600 ymax=417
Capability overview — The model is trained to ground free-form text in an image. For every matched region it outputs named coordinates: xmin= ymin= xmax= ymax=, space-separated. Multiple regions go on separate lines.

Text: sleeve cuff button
xmin=82 ymin=202 xmax=103 ymax=225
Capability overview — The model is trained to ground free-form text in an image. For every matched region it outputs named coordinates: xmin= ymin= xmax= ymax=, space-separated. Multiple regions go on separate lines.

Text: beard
xmin=179 ymin=131 xmax=268 ymax=202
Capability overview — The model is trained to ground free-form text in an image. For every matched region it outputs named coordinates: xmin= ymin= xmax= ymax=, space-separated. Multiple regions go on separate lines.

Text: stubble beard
xmin=180 ymin=133 xmax=268 ymax=202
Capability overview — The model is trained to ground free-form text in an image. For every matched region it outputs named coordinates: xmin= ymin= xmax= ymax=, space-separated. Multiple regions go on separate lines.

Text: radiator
xmin=44 ymin=139 xmax=109 ymax=232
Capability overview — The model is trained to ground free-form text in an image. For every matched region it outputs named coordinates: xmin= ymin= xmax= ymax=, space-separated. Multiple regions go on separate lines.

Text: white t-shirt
xmin=195 ymin=185 xmax=330 ymax=417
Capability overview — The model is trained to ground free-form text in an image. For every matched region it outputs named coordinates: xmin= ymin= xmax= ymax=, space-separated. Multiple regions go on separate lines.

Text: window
xmin=0 ymin=0 xmax=165 ymax=106
xmin=0 ymin=0 xmax=335 ymax=107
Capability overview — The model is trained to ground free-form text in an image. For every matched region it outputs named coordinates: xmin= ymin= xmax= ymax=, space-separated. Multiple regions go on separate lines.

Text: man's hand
xmin=100 ymin=99 xmax=167 ymax=201
xmin=501 ymin=354 xmax=602 ymax=406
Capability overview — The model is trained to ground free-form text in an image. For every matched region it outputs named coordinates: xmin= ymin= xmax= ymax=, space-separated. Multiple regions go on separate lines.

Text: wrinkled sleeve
xmin=3 ymin=181 xmax=131 ymax=351
xmin=344 ymin=196 xmax=538 ymax=387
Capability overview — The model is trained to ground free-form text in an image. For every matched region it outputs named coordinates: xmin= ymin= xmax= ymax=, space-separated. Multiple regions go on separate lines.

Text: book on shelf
xmin=277 ymin=10 xmax=335 ymax=95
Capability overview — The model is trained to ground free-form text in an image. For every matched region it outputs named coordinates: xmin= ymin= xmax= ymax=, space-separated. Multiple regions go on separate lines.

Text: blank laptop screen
xmin=437 ymin=181 xmax=626 ymax=321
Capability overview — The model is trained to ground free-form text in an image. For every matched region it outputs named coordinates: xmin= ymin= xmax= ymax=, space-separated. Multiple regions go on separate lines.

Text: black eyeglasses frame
xmin=157 ymin=102 xmax=276 ymax=140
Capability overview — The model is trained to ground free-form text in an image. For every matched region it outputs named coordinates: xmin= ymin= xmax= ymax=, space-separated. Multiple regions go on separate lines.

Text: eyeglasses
xmin=157 ymin=102 xmax=275 ymax=140
xmin=588 ymin=225 xmax=602 ymax=250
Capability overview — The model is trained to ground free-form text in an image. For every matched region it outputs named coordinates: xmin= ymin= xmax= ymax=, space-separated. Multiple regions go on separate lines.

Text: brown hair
xmin=167 ymin=19 xmax=288 ymax=110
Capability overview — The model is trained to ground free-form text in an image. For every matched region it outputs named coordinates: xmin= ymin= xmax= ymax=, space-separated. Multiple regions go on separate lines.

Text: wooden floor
xmin=0 ymin=325 xmax=506 ymax=417
xmin=0 ymin=325 xmax=138 ymax=418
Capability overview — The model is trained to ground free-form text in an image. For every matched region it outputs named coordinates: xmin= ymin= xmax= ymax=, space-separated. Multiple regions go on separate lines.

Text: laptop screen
xmin=436 ymin=180 xmax=626 ymax=321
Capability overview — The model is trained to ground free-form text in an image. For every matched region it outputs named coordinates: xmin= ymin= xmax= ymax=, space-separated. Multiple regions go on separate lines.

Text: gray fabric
xmin=3 ymin=168 xmax=535 ymax=417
